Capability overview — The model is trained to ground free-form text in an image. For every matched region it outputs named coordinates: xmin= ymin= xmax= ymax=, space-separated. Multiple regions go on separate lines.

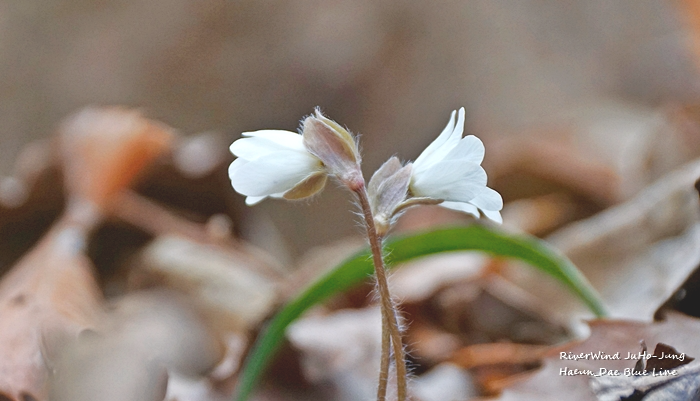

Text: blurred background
xmin=3 ymin=0 xmax=700 ymax=261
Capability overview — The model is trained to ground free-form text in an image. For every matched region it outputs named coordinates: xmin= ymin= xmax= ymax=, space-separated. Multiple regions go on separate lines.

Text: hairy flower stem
xmin=355 ymin=185 xmax=407 ymax=401
xmin=377 ymin=310 xmax=390 ymax=401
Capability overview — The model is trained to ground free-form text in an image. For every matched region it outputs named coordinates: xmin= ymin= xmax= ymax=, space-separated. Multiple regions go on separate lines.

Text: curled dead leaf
xmin=59 ymin=106 xmax=174 ymax=210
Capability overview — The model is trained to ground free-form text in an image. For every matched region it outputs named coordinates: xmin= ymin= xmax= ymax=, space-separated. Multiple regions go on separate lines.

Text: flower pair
xmin=228 ymin=107 xmax=502 ymax=226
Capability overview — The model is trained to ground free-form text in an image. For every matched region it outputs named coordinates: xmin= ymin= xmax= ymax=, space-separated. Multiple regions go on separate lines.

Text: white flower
xmin=228 ymin=130 xmax=327 ymax=205
xmin=410 ymin=107 xmax=503 ymax=223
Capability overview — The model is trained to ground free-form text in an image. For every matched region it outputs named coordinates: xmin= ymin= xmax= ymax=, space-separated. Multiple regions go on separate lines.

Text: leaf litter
xmin=0 ymin=106 xmax=276 ymax=401
xmin=2 ymin=103 xmax=700 ymax=401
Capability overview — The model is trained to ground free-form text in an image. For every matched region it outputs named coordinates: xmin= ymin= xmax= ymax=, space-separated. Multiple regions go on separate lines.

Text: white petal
xmin=468 ymin=186 xmax=503 ymax=211
xmin=413 ymin=110 xmax=455 ymax=167
xmin=413 ymin=108 xmax=466 ymax=173
xmin=244 ymin=191 xmax=287 ymax=205
xmin=229 ymin=150 xmax=321 ymax=196
xmin=228 ymin=158 xmax=248 ymax=179
xmin=231 ymin=130 xmax=304 ymax=158
xmin=241 ymin=130 xmax=305 ymax=148
xmin=453 ymin=107 xmax=466 ymax=138
xmin=230 ymin=137 xmax=288 ymax=159
xmin=440 ymin=201 xmax=479 ymax=218
xmin=245 ymin=196 xmax=267 ymax=205
xmin=443 ymin=135 xmax=485 ymax=165
xmin=482 ymin=209 xmax=503 ymax=224
xmin=411 ymin=160 xmax=486 ymax=202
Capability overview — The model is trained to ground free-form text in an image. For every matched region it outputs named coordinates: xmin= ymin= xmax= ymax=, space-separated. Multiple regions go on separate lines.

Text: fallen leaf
xmin=494 ymin=312 xmax=700 ymax=401
xmin=452 ymin=343 xmax=550 ymax=370
xmin=58 ymin=106 xmax=174 ymax=211
xmin=130 ymin=235 xmax=280 ymax=333
xmin=645 ymin=342 xmax=694 ymax=372
xmin=590 ymin=341 xmax=696 ymax=401
xmin=286 ymin=307 xmax=382 ymax=401
xmin=491 ymin=101 xmax=700 ymax=206
xmin=677 ymin=0 xmax=700 ymax=73
xmin=390 ymin=252 xmax=488 ymax=304
xmin=0 ymin=106 xmax=181 ymax=400
xmin=49 ymin=291 xmax=224 ymax=401
xmin=407 ymin=323 xmax=463 ymax=365
xmin=500 ymin=193 xmax=579 ymax=236
xmin=0 ymin=222 xmax=102 ymax=401
xmin=412 ymin=363 xmax=477 ymax=401
xmin=500 ymin=157 xmax=700 ymax=327
xmin=591 ymin=360 xmax=700 ymax=401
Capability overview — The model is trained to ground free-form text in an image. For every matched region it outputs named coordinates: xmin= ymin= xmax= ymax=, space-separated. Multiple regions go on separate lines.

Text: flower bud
xmin=302 ymin=109 xmax=362 ymax=189
xmin=367 ymin=157 xmax=412 ymax=236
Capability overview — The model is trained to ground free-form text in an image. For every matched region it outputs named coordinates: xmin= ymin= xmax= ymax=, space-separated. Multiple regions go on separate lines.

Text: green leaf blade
xmin=234 ymin=225 xmax=606 ymax=401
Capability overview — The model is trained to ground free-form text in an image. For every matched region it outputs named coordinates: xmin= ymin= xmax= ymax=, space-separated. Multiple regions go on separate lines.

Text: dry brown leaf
xmin=130 ymin=235 xmax=280 ymax=333
xmin=408 ymin=323 xmax=463 ymax=365
xmin=590 ymin=342 xmax=698 ymax=400
xmin=412 ymin=363 xmax=477 ymax=401
xmin=390 ymin=253 xmax=488 ymax=304
xmin=452 ymin=343 xmax=550 ymax=371
xmin=50 ymin=334 xmax=169 ymax=401
xmin=50 ymin=291 xmax=225 ymax=401
xmin=0 ymin=106 xmax=182 ymax=400
xmin=677 ymin=0 xmax=700 ymax=74
xmin=490 ymin=132 xmax=620 ymax=207
xmin=450 ymin=342 xmax=549 ymax=395
xmin=427 ymin=279 xmax=569 ymax=346
xmin=0 ymin=222 xmax=102 ymax=401
xmin=58 ymin=106 xmax=174 ymax=211
xmin=500 ymin=193 xmax=579 ymax=236
xmin=492 ymin=312 xmax=700 ymax=401
xmin=491 ymin=101 xmax=700 ymax=205
xmin=286 ymin=307 xmax=383 ymax=401
xmin=499 ymin=157 xmax=700 ymax=328
xmin=109 ymin=190 xmax=280 ymax=282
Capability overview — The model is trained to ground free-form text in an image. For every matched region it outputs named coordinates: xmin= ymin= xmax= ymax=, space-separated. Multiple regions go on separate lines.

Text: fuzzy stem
xmin=355 ymin=185 xmax=408 ymax=401
xmin=376 ymin=309 xmax=390 ymax=401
